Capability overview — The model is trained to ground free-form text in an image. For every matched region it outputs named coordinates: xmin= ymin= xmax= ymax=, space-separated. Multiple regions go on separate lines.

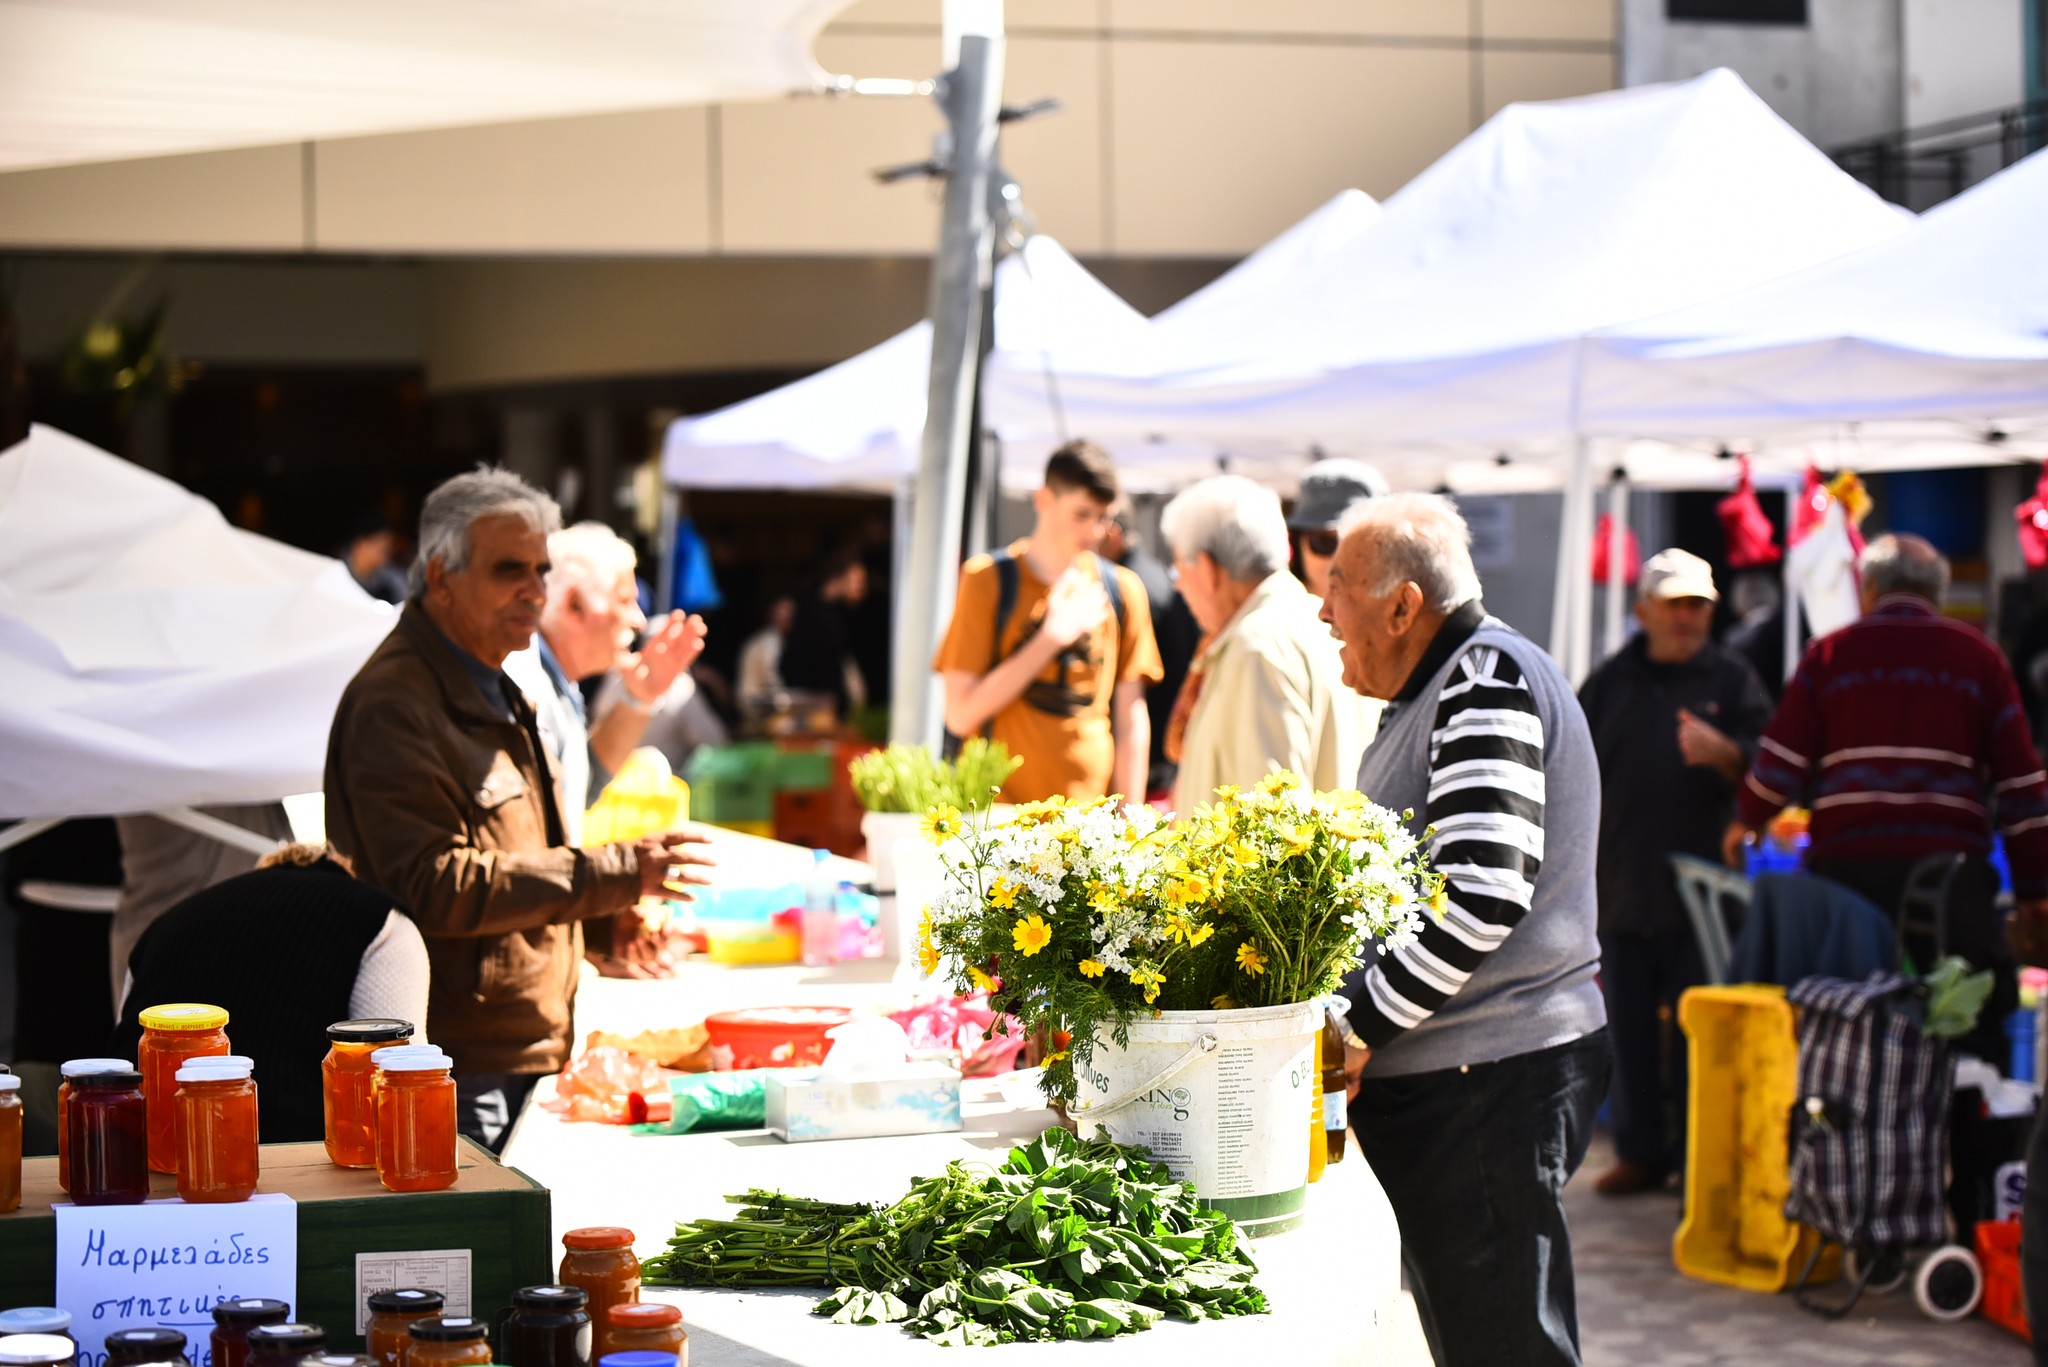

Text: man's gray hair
xmin=408 ymin=467 xmax=562 ymax=598
xmin=547 ymin=521 xmax=638 ymax=611
xmin=1338 ymin=492 xmax=1484 ymax=613
xmin=1860 ymin=532 xmax=1950 ymax=605
xmin=1159 ymin=475 xmax=1291 ymax=583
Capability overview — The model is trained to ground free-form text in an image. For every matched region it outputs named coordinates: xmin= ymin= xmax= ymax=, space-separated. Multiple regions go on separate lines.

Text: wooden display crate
xmin=0 ymin=1139 xmax=551 ymax=1351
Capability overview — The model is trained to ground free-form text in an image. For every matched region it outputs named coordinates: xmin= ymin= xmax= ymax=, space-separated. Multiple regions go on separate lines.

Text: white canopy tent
xmin=0 ymin=426 xmax=396 ymax=846
xmin=0 ymin=0 xmax=853 ymax=173
xmin=660 ymin=234 xmax=1160 ymax=493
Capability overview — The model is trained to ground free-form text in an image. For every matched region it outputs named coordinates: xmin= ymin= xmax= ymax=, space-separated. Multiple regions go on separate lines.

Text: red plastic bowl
xmin=702 ymin=1006 xmax=854 ymax=1070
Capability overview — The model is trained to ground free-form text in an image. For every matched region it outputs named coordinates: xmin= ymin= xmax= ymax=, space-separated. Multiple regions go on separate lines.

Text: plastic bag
xmin=629 ymin=1071 xmax=780 ymax=1135
xmin=549 ymin=1045 xmax=667 ymax=1124
xmin=889 ymin=993 xmax=1027 ymax=1077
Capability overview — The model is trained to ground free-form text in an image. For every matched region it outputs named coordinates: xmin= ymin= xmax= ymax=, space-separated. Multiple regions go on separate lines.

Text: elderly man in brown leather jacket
xmin=324 ymin=468 xmax=710 ymax=1151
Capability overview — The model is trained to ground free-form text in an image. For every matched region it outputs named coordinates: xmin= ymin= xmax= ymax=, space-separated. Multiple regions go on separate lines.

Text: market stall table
xmin=502 ymin=966 xmax=1405 ymax=1366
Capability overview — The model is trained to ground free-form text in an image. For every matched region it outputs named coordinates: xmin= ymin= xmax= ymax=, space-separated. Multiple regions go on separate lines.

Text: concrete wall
xmin=1903 ymin=0 xmax=2027 ymax=125
xmin=0 ymin=0 xmax=1617 ymax=260
xmin=1619 ymin=0 xmax=1904 ymax=147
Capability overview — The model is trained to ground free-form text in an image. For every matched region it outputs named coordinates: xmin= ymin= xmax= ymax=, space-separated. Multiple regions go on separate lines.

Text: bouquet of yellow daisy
xmin=916 ymin=774 xmax=1440 ymax=1106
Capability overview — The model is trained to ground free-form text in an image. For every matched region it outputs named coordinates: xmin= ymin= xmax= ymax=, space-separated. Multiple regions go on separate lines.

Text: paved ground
xmin=1381 ymin=1133 xmax=2031 ymax=1366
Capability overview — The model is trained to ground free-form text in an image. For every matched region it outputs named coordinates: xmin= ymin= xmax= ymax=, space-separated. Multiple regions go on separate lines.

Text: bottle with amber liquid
xmin=1320 ymin=1000 xmax=1348 ymax=1168
xmin=1306 ymin=1023 xmax=1327 ymax=1184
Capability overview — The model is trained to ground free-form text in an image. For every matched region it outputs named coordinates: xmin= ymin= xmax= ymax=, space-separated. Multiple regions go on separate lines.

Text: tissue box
xmin=765 ymin=1064 xmax=964 ymax=1142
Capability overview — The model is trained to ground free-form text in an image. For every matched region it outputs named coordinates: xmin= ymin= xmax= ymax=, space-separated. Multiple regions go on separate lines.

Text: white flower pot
xmin=859 ymin=810 xmax=925 ymax=893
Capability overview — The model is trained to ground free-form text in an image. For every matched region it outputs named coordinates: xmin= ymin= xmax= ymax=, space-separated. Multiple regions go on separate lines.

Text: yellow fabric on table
xmin=583 ymin=747 xmax=690 ymax=846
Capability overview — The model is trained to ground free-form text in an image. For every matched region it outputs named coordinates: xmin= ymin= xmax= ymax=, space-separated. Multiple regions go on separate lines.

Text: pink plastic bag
xmin=547 ymin=1045 xmax=667 ymax=1124
xmin=889 ymin=993 xmax=1027 ymax=1077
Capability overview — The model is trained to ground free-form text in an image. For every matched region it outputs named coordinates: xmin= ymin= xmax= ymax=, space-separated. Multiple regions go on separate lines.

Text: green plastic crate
xmin=683 ymin=742 xmax=778 ymax=824
xmin=772 ymin=746 xmax=836 ymax=792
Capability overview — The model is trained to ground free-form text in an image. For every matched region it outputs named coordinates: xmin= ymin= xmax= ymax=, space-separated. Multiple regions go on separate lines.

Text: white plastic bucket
xmin=1069 ymin=1000 xmax=1320 ymax=1236
xmin=859 ymin=810 xmax=923 ymax=893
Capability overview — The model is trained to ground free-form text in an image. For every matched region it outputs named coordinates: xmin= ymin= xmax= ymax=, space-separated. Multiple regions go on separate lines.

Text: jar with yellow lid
xmin=137 ymin=1003 xmax=230 ymax=1174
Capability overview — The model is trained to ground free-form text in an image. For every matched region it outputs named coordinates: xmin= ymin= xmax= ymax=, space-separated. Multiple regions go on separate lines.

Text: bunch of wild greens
xmin=642 ymin=1127 xmax=1266 ymax=1345
xmin=848 ymin=740 xmax=1019 ymax=814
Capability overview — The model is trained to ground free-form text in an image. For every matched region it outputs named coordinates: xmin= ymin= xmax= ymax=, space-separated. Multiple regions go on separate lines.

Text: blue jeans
xmin=1351 ymin=1030 xmax=1611 ymax=1367
xmin=454 ymin=1071 xmax=541 ymax=1155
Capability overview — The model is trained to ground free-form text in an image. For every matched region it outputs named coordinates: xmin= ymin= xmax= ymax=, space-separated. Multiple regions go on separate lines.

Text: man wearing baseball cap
xmin=1576 ymin=548 xmax=1772 ymax=1195
xmin=1288 ymin=458 xmax=1389 ymax=600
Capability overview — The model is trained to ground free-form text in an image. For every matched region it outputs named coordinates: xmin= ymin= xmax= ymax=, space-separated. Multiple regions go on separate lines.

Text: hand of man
xmin=592 ymin=909 xmax=686 ymax=979
xmin=1721 ymin=819 xmax=1754 ymax=871
xmin=1041 ymin=568 xmax=1112 ymax=648
xmin=632 ymin=827 xmax=716 ymax=901
xmin=622 ymin=612 xmax=709 ymax=706
xmin=2009 ymin=898 xmax=2048 ymax=968
xmin=1343 ymin=1039 xmax=1371 ymax=1101
xmin=1677 ymin=708 xmax=1743 ymax=777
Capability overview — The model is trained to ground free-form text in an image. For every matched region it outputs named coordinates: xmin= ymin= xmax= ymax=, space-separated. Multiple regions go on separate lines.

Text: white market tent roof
xmin=0 ymin=0 xmax=854 ymax=173
xmin=661 ymin=235 xmax=1157 ymax=493
xmin=983 ymin=69 xmax=1915 ymax=467
xmin=1579 ymin=146 xmax=2048 ymax=441
xmin=0 ymin=425 xmax=396 ymax=822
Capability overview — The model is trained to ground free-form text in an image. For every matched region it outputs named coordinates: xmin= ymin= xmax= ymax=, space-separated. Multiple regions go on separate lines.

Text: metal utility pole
xmin=889 ymin=3 xmax=1006 ymax=749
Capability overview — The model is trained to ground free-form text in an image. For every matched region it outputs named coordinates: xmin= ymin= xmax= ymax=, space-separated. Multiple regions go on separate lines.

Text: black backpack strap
xmin=992 ymin=549 xmax=1020 ymax=673
xmin=1094 ymin=553 xmax=1126 ymax=638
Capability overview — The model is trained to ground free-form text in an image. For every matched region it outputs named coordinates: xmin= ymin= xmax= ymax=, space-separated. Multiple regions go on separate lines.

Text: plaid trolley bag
xmin=1783 ymin=972 xmax=1956 ymax=1317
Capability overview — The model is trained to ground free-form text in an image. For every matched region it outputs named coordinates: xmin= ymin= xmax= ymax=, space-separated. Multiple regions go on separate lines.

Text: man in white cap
xmin=1576 ymin=548 xmax=1772 ymax=1195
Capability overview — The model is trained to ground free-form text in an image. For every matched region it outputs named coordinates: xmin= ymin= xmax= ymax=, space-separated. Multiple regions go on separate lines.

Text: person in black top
xmin=1577 ymin=549 xmax=1773 ymax=1196
xmin=777 ymin=552 xmax=870 ymax=719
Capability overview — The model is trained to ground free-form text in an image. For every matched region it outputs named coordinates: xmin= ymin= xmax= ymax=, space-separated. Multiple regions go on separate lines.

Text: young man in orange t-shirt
xmin=933 ymin=442 xmax=1163 ymax=803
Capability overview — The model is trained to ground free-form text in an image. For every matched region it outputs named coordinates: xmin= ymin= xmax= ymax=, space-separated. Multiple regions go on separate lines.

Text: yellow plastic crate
xmin=1673 ymin=984 xmax=1841 ymax=1292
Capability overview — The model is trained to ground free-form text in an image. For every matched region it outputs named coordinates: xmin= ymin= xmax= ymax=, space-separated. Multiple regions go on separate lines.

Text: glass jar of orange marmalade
xmin=373 ymin=1049 xmax=457 ymax=1193
xmin=137 ymin=1004 xmax=230 ymax=1174
xmin=603 ymin=1304 xmax=685 ymax=1364
xmin=404 ymin=1318 xmax=491 ymax=1367
xmin=364 ymin=1288 xmax=441 ymax=1367
xmin=559 ymin=1228 xmax=639 ymax=1355
xmin=323 ymin=1019 xmax=413 ymax=1168
xmin=174 ymin=1060 xmax=258 ymax=1203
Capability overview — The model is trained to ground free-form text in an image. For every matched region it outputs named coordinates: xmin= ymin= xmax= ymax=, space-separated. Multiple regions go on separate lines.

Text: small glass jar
xmin=323 ymin=1020 xmax=413 ymax=1168
xmin=558 ymin=1228 xmax=638 ymax=1351
xmin=210 ymin=1299 xmax=290 ymax=1367
xmin=137 ymin=1004 xmax=232 ymax=1174
xmin=404 ymin=1318 xmax=491 ymax=1367
xmin=103 ymin=1329 xmax=188 ymax=1367
xmin=68 ymin=1070 xmax=150 ymax=1205
xmin=373 ymin=1050 xmax=457 ymax=1193
xmin=243 ymin=1324 xmax=324 ymax=1367
xmin=303 ymin=1357 xmax=378 ymax=1367
xmin=0 ymin=1315 xmax=68 ymax=1348
xmin=364 ymin=1289 xmax=442 ymax=1367
xmin=175 ymin=1060 xmax=260 ymax=1203
xmin=55 ymin=1058 xmax=131 ymax=1194
xmin=0 ymin=1074 xmax=20 ymax=1214
xmin=596 ymin=1354 xmax=677 ymax=1367
xmin=504 ymin=1286 xmax=590 ymax=1367
xmin=0 ymin=1334 xmax=76 ymax=1367
xmin=601 ymin=1305 xmax=684 ymax=1364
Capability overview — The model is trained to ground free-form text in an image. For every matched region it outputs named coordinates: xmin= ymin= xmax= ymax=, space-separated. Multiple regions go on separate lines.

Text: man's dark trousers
xmin=1599 ymin=929 xmax=1702 ymax=1177
xmin=1351 ymin=1031 xmax=1611 ymax=1367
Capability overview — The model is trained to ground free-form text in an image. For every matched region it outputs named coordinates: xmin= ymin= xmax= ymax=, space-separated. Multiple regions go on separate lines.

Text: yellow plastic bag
xmin=583 ymin=747 xmax=690 ymax=846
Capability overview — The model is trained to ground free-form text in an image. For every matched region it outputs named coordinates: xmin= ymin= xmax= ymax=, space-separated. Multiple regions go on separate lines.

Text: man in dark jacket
xmin=1578 ymin=549 xmax=1772 ymax=1195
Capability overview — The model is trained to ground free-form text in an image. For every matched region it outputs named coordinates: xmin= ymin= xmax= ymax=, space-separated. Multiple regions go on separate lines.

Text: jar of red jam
xmin=0 ymin=1074 xmax=20 ymax=1214
xmin=559 ymin=1228 xmax=638 ymax=1357
xmin=322 ymin=1019 xmax=412 ymax=1168
xmin=602 ymin=1305 xmax=685 ymax=1364
xmin=210 ymin=1300 xmax=290 ymax=1367
xmin=243 ymin=1324 xmax=324 ymax=1367
xmin=504 ymin=1285 xmax=590 ymax=1367
xmin=137 ymin=1004 xmax=231 ymax=1174
xmin=175 ymin=1059 xmax=259 ymax=1203
xmin=55 ymin=1058 xmax=130 ymax=1194
xmin=364 ymin=1288 xmax=442 ymax=1367
xmin=102 ymin=1328 xmax=189 ymax=1367
xmin=404 ymin=1318 xmax=491 ymax=1367
xmin=373 ymin=1049 xmax=457 ymax=1193
xmin=68 ymin=1070 xmax=149 ymax=1204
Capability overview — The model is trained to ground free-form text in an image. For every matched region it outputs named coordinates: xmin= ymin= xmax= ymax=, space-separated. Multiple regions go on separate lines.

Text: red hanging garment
xmin=1716 ymin=457 xmax=1782 ymax=568
xmin=2016 ymin=468 xmax=2048 ymax=570
xmin=1590 ymin=513 xmax=1641 ymax=587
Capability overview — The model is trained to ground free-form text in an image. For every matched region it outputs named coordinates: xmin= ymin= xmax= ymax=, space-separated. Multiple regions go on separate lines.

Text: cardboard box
xmin=0 ymin=1140 xmax=551 ymax=1351
xmin=765 ymin=1065 xmax=964 ymax=1142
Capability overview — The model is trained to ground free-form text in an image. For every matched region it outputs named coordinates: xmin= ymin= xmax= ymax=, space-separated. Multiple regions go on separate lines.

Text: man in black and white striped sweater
xmin=1323 ymin=494 xmax=1609 ymax=1367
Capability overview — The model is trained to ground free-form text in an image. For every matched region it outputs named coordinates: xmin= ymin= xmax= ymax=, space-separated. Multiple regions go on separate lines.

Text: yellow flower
xmin=1078 ymin=959 xmax=1107 ymax=978
xmin=1236 ymin=941 xmax=1268 ymax=976
xmin=1258 ymin=770 xmax=1301 ymax=796
xmin=1230 ymin=841 xmax=1261 ymax=868
xmin=1042 ymin=1049 xmax=1069 ymax=1064
xmin=968 ymin=965 xmax=998 ymax=993
xmin=916 ymin=912 xmax=941 ymax=975
xmin=1211 ymin=993 xmax=1238 ymax=1010
xmin=920 ymin=803 xmax=962 ymax=845
xmin=1088 ymin=886 xmax=1121 ymax=915
xmin=987 ymin=878 xmax=1019 ymax=909
xmin=1282 ymin=823 xmax=1316 ymax=858
xmin=1212 ymin=785 xmax=1241 ymax=802
xmin=1012 ymin=914 xmax=1054 ymax=957
xmin=1429 ymin=883 xmax=1450 ymax=916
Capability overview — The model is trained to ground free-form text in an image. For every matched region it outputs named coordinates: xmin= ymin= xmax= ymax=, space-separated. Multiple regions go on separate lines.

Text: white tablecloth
xmin=502 ymin=965 xmax=1405 ymax=1365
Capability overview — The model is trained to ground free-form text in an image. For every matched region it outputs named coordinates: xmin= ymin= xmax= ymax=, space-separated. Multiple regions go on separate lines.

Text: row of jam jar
xmin=319 ymin=1018 xmax=460 ymax=1193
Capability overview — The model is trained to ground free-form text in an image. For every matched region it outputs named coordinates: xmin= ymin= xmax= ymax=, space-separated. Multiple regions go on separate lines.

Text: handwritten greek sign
xmin=54 ymin=1194 xmax=297 ymax=1367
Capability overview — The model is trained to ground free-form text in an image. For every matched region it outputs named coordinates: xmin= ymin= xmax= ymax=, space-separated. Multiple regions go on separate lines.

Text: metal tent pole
xmin=889 ymin=7 xmax=1006 ymax=749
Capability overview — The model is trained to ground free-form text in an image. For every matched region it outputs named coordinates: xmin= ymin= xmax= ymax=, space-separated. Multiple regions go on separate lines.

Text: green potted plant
xmin=848 ymin=739 xmax=1018 ymax=894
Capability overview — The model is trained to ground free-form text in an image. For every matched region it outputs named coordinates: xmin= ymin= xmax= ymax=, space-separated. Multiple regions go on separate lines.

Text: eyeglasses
xmin=1301 ymin=530 xmax=1340 ymax=558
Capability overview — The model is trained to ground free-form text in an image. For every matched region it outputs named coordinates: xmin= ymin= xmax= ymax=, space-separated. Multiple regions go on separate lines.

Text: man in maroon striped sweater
xmin=1724 ymin=535 xmax=2048 ymax=1033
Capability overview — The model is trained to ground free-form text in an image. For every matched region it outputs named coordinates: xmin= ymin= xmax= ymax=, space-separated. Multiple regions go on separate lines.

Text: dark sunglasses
xmin=1301 ymin=529 xmax=1340 ymax=558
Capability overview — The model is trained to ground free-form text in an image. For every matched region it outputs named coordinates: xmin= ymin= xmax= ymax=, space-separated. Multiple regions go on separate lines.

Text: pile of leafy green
xmin=848 ymin=739 xmax=1019 ymax=814
xmin=642 ymin=1127 xmax=1267 ymax=1345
